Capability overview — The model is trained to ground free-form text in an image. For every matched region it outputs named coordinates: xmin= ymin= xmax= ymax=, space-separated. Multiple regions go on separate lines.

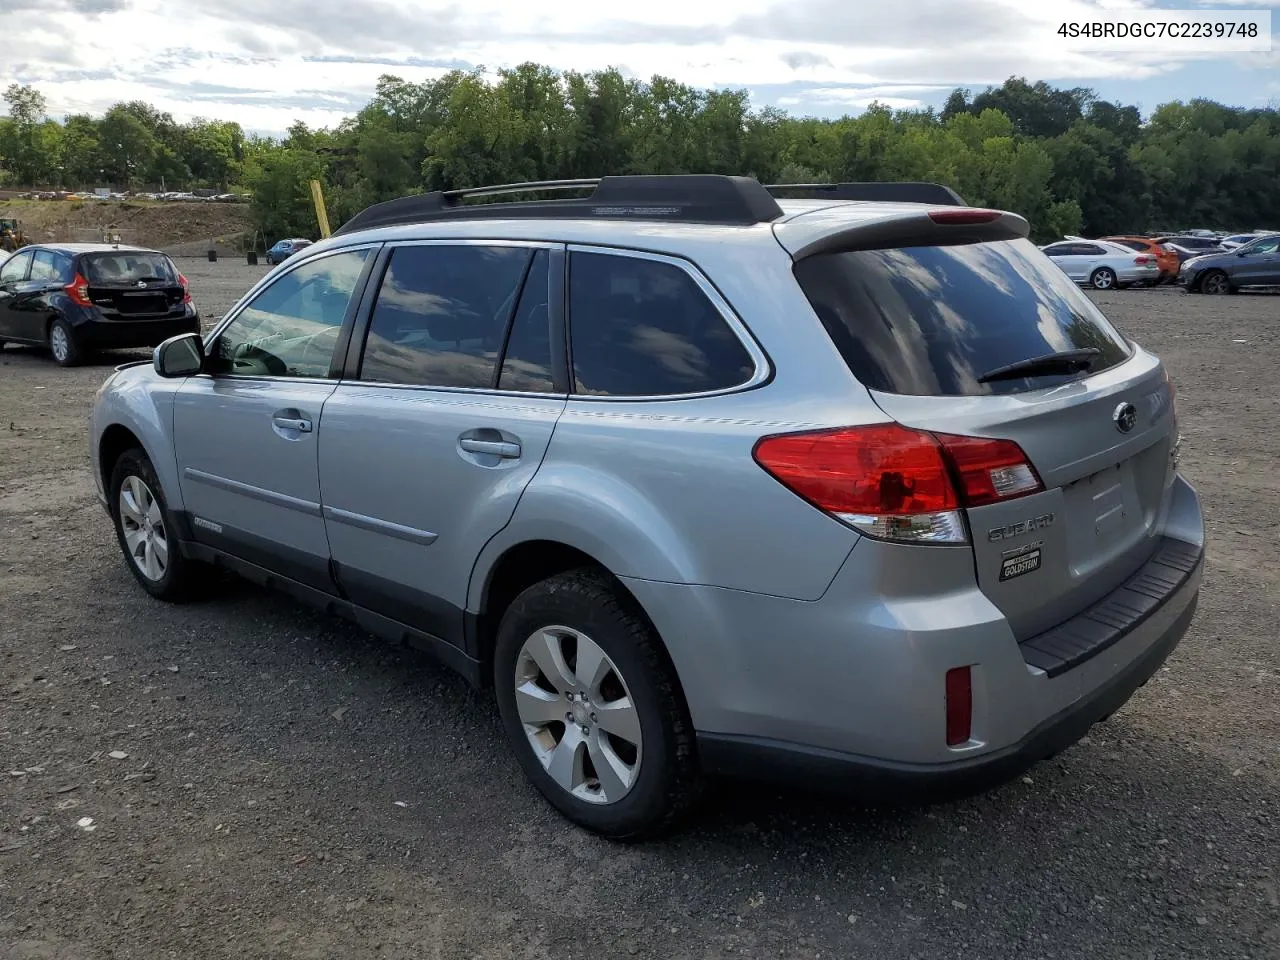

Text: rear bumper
xmin=626 ymin=474 xmax=1204 ymax=797
xmin=697 ymin=585 xmax=1197 ymax=801
xmin=75 ymin=312 xmax=200 ymax=349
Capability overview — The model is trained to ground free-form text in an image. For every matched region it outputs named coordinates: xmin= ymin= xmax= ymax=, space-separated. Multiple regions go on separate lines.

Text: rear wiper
xmin=977 ymin=348 xmax=1102 ymax=384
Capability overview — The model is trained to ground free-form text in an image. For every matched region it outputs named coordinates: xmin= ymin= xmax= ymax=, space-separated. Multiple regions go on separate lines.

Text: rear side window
xmin=1114 ymin=240 xmax=1146 ymax=252
xmin=793 ymin=238 xmax=1132 ymax=397
xmin=84 ymin=252 xmax=177 ymax=284
xmin=30 ymin=250 xmax=73 ymax=282
xmin=568 ymin=251 xmax=755 ymax=397
xmin=359 ymin=244 xmax=535 ymax=388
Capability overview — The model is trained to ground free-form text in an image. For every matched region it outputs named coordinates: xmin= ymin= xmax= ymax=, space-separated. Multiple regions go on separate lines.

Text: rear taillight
xmin=178 ymin=273 xmax=192 ymax=304
xmin=945 ymin=666 xmax=973 ymax=746
xmin=752 ymin=423 xmax=1043 ymax=544
xmin=1134 ymin=255 xmax=1152 ymax=265
xmin=65 ymin=273 xmax=92 ymax=307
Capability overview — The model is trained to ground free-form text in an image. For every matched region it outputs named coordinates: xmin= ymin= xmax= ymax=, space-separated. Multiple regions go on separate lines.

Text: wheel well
xmin=98 ymin=424 xmax=143 ymax=490
xmin=474 ymin=540 xmax=653 ymax=677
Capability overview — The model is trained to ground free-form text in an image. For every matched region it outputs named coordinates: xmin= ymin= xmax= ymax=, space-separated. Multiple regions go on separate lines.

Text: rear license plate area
xmin=1000 ymin=543 xmax=1042 ymax=581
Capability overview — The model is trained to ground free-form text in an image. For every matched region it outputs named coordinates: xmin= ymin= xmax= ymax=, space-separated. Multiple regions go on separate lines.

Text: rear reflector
xmin=752 ymin=423 xmax=1043 ymax=544
xmin=928 ymin=209 xmax=1002 ymax=225
xmin=945 ymin=667 xmax=973 ymax=746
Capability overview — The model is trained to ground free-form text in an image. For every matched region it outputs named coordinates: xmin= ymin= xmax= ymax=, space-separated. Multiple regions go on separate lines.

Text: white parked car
xmin=1039 ymin=239 xmax=1161 ymax=290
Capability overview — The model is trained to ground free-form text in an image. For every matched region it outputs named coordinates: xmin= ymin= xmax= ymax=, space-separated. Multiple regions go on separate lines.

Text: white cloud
xmin=0 ymin=0 xmax=1274 ymax=133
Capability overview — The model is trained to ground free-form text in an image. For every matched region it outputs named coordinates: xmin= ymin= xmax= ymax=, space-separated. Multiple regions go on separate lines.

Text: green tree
xmin=1 ymin=84 xmax=50 ymax=184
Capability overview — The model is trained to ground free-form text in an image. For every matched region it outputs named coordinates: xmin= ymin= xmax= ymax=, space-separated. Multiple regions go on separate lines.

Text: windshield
xmin=793 ymin=238 xmax=1133 ymax=397
xmin=83 ymin=252 xmax=178 ymax=284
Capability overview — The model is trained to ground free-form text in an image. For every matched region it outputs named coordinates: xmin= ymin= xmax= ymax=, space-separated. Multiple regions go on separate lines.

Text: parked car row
xmin=1041 ymin=231 xmax=1280 ymax=292
xmin=8 ymin=190 xmax=248 ymax=204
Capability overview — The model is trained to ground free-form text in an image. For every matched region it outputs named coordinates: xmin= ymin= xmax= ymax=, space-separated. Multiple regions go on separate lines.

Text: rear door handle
xmin=459 ymin=438 xmax=520 ymax=458
xmin=272 ymin=415 xmax=312 ymax=433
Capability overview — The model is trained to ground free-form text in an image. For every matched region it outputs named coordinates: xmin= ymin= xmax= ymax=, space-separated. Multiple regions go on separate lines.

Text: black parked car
xmin=0 ymin=244 xmax=200 ymax=366
xmin=1179 ymin=233 xmax=1280 ymax=294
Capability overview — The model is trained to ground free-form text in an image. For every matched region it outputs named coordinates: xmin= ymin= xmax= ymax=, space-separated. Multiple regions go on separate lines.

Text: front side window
xmin=567 ymin=251 xmax=755 ymax=397
xmin=0 ymin=251 xmax=32 ymax=283
xmin=358 ymin=244 xmax=535 ymax=388
xmin=1241 ymin=237 xmax=1279 ymax=255
xmin=208 ymin=248 xmax=370 ymax=378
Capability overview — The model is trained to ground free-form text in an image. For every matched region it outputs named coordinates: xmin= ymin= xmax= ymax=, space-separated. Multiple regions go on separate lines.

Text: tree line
xmin=2 ymin=70 xmax=1278 ymax=244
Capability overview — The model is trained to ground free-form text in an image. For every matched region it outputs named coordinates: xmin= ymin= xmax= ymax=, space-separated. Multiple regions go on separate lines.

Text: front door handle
xmin=459 ymin=437 xmax=520 ymax=458
xmin=272 ymin=415 xmax=312 ymax=433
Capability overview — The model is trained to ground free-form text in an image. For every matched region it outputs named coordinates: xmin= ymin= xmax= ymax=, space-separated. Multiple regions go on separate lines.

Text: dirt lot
xmin=0 ymin=200 xmax=253 ymax=250
xmin=2 ymin=262 xmax=1278 ymax=960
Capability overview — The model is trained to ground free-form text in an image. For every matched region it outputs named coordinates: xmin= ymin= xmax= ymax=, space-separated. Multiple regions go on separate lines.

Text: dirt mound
xmin=0 ymin=199 xmax=253 ymax=251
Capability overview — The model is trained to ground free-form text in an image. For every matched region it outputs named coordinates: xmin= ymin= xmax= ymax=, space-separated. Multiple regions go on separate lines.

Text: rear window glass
xmin=794 ymin=238 xmax=1132 ymax=397
xmin=84 ymin=252 xmax=177 ymax=284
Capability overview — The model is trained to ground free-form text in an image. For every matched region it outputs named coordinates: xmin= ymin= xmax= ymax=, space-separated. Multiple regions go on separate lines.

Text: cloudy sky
xmin=2 ymin=0 xmax=1276 ymax=135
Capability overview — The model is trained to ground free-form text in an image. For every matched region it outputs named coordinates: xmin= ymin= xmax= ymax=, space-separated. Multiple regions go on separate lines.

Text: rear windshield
xmin=83 ymin=252 xmax=178 ymax=284
xmin=793 ymin=238 xmax=1132 ymax=397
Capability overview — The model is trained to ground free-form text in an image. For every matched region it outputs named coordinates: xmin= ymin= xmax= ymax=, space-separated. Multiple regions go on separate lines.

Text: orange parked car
xmin=1102 ymin=236 xmax=1180 ymax=284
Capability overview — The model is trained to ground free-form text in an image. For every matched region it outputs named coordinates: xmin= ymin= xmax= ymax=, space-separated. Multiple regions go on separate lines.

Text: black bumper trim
xmin=1020 ymin=537 xmax=1202 ymax=678
xmin=697 ymin=589 xmax=1198 ymax=802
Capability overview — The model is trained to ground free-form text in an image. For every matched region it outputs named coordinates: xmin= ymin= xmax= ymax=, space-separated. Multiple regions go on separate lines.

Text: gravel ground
xmin=2 ymin=261 xmax=1278 ymax=960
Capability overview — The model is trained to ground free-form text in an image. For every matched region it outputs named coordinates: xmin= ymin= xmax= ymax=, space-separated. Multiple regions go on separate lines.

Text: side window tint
xmin=568 ymin=252 xmax=755 ymax=397
xmin=1 ymin=251 xmax=32 ymax=282
xmin=209 ymin=249 xmax=370 ymax=378
xmin=359 ymin=244 xmax=534 ymax=388
xmin=30 ymin=251 xmax=63 ymax=282
xmin=498 ymin=249 xmax=554 ymax=393
xmin=1079 ymin=244 xmax=1104 ymax=256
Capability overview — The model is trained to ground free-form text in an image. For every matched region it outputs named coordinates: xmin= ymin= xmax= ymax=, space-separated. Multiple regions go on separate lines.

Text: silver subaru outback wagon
xmin=89 ymin=176 xmax=1204 ymax=838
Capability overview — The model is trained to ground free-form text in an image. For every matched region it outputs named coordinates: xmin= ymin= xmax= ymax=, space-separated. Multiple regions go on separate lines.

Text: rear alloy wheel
xmin=48 ymin=318 xmax=82 ymax=367
xmin=494 ymin=569 xmax=702 ymax=839
xmin=1089 ymin=267 xmax=1118 ymax=290
xmin=1199 ymin=270 xmax=1232 ymax=295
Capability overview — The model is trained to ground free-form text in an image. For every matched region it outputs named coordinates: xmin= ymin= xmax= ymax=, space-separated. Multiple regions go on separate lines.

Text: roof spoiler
xmin=765 ymin=182 xmax=967 ymax=206
xmin=779 ymin=208 xmax=1031 ymax=260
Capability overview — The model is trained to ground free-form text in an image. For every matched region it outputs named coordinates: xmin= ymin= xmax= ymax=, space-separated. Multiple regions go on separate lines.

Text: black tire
xmin=1199 ymin=270 xmax=1233 ymax=295
xmin=108 ymin=448 xmax=200 ymax=602
xmin=493 ymin=568 xmax=703 ymax=839
xmin=48 ymin=317 xmax=83 ymax=367
xmin=1089 ymin=267 xmax=1118 ymax=290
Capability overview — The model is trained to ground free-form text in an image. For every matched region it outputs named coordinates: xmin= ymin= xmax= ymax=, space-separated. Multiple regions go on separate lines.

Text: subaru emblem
xmin=136 ymin=280 xmax=147 ymax=288
xmin=1113 ymin=401 xmax=1138 ymax=433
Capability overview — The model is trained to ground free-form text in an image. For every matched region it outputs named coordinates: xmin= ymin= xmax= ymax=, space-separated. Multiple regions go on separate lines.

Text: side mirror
xmin=153 ymin=332 xmax=204 ymax=378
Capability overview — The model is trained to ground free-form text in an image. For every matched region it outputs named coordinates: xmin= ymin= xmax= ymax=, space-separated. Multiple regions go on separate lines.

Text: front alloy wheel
xmin=108 ymin=447 xmax=200 ymax=601
xmin=1200 ymin=270 xmax=1232 ymax=295
xmin=118 ymin=475 xmax=169 ymax=582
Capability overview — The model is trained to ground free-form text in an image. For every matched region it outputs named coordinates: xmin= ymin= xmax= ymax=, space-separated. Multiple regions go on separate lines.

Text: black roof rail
xmin=332 ymin=175 xmax=786 ymax=236
xmin=765 ymin=182 xmax=968 ymax=206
